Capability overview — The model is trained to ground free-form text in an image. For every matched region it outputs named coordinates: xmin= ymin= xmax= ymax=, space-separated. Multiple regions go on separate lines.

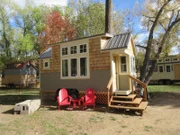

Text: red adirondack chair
xmin=57 ymin=88 xmax=72 ymax=110
xmin=81 ymin=88 xmax=96 ymax=110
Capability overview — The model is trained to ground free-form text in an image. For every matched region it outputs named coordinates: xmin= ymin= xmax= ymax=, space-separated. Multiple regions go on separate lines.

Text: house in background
xmin=150 ymin=55 xmax=180 ymax=84
xmin=2 ymin=62 xmax=38 ymax=88
xmin=39 ymin=32 xmax=139 ymax=103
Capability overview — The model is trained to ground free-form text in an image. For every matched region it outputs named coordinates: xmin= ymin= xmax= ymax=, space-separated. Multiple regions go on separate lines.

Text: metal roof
xmin=38 ymin=47 xmax=52 ymax=59
xmin=102 ymin=32 xmax=131 ymax=50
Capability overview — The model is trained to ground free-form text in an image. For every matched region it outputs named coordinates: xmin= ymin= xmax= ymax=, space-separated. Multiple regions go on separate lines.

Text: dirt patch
xmin=0 ymin=92 xmax=180 ymax=135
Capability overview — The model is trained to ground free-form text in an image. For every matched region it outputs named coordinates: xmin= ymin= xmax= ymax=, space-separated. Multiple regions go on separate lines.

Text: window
xmin=43 ymin=59 xmax=50 ymax=69
xmin=61 ymin=44 xmax=89 ymax=79
xmin=121 ymin=56 xmax=127 ymax=73
xmin=166 ymin=65 xmax=171 ymax=72
xmin=62 ymin=59 xmax=68 ymax=77
xmin=71 ymin=46 xmax=77 ymax=54
xmin=131 ymin=56 xmax=135 ymax=73
xmin=80 ymin=44 xmax=87 ymax=53
xmin=173 ymin=58 xmax=178 ymax=61
xmin=159 ymin=65 xmax=163 ymax=72
xmin=165 ymin=58 xmax=170 ymax=62
xmin=158 ymin=59 xmax=163 ymax=62
xmin=80 ymin=57 xmax=87 ymax=76
xmin=62 ymin=47 xmax=68 ymax=55
xmin=71 ymin=59 xmax=77 ymax=77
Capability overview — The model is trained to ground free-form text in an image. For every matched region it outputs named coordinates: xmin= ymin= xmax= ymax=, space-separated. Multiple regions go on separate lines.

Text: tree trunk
xmin=139 ymin=0 xmax=171 ymax=83
xmin=105 ymin=0 xmax=112 ymax=34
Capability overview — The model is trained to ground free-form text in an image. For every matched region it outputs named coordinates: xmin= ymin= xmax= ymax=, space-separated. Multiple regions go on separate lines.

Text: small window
xmin=173 ymin=58 xmax=178 ymax=61
xmin=121 ymin=56 xmax=127 ymax=73
xmin=71 ymin=59 xmax=77 ymax=77
xmin=80 ymin=44 xmax=87 ymax=53
xmin=43 ymin=59 xmax=50 ymax=69
xmin=62 ymin=47 xmax=68 ymax=55
xmin=80 ymin=57 xmax=87 ymax=76
xmin=62 ymin=60 xmax=68 ymax=77
xmin=166 ymin=65 xmax=171 ymax=72
xmin=165 ymin=58 xmax=170 ymax=62
xmin=158 ymin=59 xmax=163 ymax=62
xmin=159 ymin=66 xmax=163 ymax=72
xmin=71 ymin=46 xmax=77 ymax=54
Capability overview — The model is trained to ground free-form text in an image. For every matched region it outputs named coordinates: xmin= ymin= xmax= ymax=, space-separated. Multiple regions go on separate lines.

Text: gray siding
xmin=4 ymin=69 xmax=20 ymax=75
xmin=40 ymin=70 xmax=110 ymax=91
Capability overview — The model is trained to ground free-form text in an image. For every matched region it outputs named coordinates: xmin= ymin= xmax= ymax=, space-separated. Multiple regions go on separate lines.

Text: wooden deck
xmin=111 ymin=98 xmax=142 ymax=105
xmin=113 ymin=94 xmax=136 ymax=100
xmin=109 ymin=101 xmax=148 ymax=111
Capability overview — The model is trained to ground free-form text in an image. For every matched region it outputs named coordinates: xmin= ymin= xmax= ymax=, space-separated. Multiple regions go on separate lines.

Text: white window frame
xmin=61 ymin=58 xmax=69 ymax=78
xmin=158 ymin=65 xmax=164 ymax=73
xmin=165 ymin=64 xmax=171 ymax=72
xmin=60 ymin=43 xmax=89 ymax=79
xmin=120 ymin=56 xmax=127 ymax=73
xmin=43 ymin=59 xmax=50 ymax=69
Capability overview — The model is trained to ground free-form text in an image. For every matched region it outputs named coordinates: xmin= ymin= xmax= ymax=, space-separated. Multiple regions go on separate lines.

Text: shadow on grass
xmin=148 ymin=92 xmax=180 ymax=108
xmin=0 ymin=95 xmax=40 ymax=105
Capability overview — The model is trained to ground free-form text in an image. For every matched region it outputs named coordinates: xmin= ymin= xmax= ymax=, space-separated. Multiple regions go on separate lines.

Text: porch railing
xmin=107 ymin=75 xmax=114 ymax=106
xmin=129 ymin=75 xmax=147 ymax=101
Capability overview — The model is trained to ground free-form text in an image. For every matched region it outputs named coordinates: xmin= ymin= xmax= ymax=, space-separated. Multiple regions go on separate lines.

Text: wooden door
xmin=174 ymin=64 xmax=180 ymax=79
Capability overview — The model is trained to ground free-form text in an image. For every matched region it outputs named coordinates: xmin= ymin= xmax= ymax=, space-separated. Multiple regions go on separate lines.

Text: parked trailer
xmin=2 ymin=62 xmax=38 ymax=88
xmin=150 ymin=55 xmax=180 ymax=85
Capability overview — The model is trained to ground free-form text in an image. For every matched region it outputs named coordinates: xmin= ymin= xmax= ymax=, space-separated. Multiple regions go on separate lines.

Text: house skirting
xmin=40 ymin=90 xmax=108 ymax=105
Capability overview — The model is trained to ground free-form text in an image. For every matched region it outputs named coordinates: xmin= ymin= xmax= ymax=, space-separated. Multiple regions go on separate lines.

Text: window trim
xmin=60 ymin=43 xmax=89 ymax=79
xmin=120 ymin=56 xmax=127 ymax=73
xmin=43 ymin=59 xmax=50 ymax=69
xmin=165 ymin=64 xmax=171 ymax=72
xmin=158 ymin=65 xmax=164 ymax=73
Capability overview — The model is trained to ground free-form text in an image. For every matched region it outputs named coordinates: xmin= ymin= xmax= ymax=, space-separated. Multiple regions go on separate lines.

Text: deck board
xmin=113 ymin=94 xmax=136 ymax=100
xmin=111 ymin=98 xmax=142 ymax=105
xmin=109 ymin=101 xmax=148 ymax=111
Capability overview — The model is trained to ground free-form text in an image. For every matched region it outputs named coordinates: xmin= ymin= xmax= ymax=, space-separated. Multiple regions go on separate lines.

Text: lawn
xmin=0 ymin=86 xmax=180 ymax=135
xmin=148 ymin=84 xmax=180 ymax=92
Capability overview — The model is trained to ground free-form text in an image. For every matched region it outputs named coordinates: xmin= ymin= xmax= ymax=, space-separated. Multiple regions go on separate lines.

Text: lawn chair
xmin=57 ymin=88 xmax=72 ymax=110
xmin=81 ymin=88 xmax=96 ymax=110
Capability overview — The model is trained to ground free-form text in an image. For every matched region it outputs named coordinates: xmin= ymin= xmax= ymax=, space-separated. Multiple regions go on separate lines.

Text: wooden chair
xmin=57 ymin=88 xmax=72 ymax=110
xmin=81 ymin=88 xmax=96 ymax=110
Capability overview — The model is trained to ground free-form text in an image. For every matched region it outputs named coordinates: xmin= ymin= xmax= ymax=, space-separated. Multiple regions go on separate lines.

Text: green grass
xmin=148 ymin=85 xmax=180 ymax=93
xmin=0 ymin=89 xmax=40 ymax=95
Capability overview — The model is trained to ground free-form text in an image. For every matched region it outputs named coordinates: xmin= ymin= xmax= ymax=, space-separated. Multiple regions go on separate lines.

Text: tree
xmin=39 ymin=11 xmax=76 ymax=50
xmin=137 ymin=0 xmax=180 ymax=84
xmin=0 ymin=0 xmax=16 ymax=58
xmin=68 ymin=0 xmax=124 ymax=38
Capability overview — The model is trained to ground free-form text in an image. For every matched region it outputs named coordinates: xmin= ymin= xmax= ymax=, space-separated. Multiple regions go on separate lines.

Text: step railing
xmin=107 ymin=75 xmax=114 ymax=106
xmin=129 ymin=75 xmax=147 ymax=101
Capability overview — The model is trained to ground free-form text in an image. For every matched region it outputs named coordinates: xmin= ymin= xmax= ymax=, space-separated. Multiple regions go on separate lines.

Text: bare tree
xmin=137 ymin=0 xmax=180 ymax=84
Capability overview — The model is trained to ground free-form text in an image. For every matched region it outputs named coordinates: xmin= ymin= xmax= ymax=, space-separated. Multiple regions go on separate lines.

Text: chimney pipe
xmin=105 ymin=0 xmax=112 ymax=34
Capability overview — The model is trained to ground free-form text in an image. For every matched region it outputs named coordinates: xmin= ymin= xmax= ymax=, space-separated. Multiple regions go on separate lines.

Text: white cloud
xmin=134 ymin=32 xmax=149 ymax=43
xmin=13 ymin=0 xmax=67 ymax=7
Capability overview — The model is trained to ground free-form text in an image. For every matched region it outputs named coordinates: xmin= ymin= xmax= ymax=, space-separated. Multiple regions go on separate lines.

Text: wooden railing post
xmin=128 ymin=75 xmax=147 ymax=101
xmin=107 ymin=76 xmax=113 ymax=107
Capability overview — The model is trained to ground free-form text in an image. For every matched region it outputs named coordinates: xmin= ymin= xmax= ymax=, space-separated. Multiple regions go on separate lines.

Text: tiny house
xmin=151 ymin=55 xmax=180 ymax=84
xmin=39 ymin=32 xmax=138 ymax=104
xmin=2 ymin=62 xmax=38 ymax=88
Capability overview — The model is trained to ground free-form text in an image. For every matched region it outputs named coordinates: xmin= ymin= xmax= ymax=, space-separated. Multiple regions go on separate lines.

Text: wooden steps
xmin=109 ymin=94 xmax=148 ymax=115
xmin=113 ymin=94 xmax=136 ymax=100
xmin=111 ymin=98 xmax=142 ymax=105
xmin=109 ymin=101 xmax=148 ymax=111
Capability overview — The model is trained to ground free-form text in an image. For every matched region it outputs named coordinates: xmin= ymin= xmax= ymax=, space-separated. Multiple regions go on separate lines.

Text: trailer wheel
xmin=158 ymin=80 xmax=164 ymax=85
xmin=165 ymin=80 xmax=172 ymax=85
